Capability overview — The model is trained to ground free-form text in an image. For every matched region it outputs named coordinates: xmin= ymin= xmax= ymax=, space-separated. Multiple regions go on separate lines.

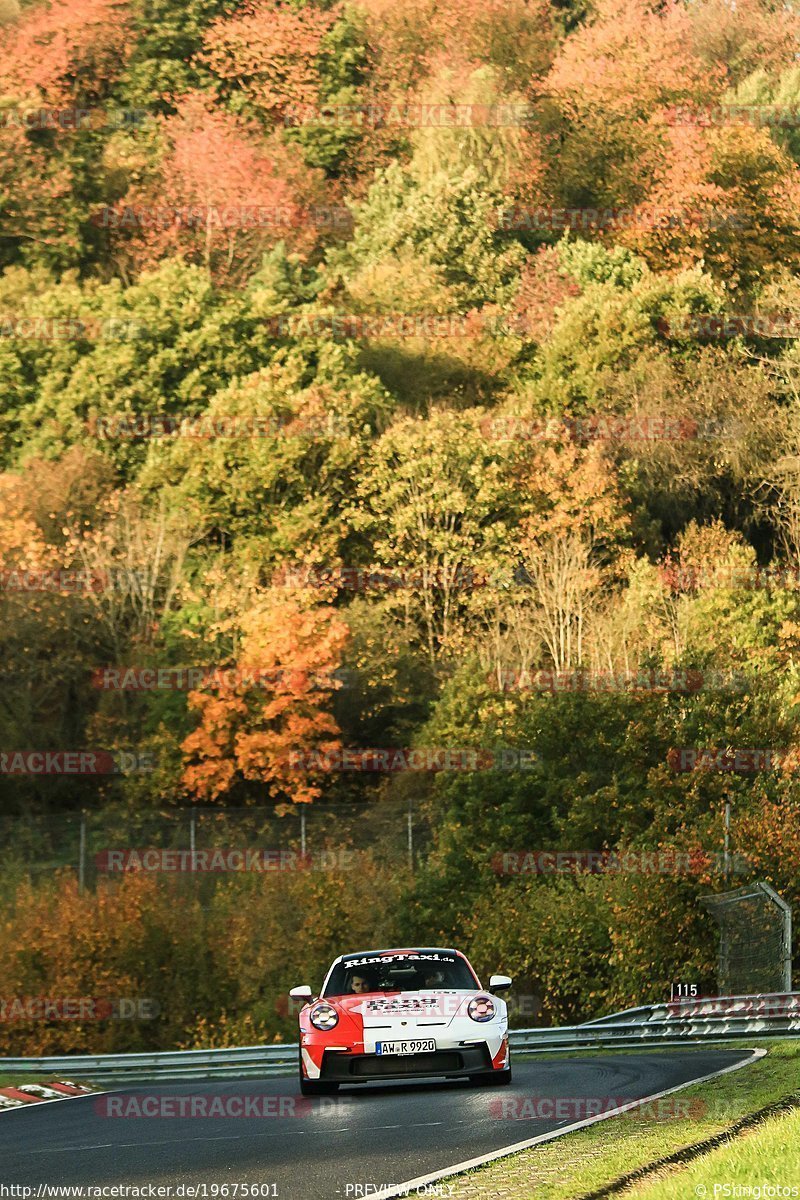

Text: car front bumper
xmin=317 ymin=1044 xmax=496 ymax=1082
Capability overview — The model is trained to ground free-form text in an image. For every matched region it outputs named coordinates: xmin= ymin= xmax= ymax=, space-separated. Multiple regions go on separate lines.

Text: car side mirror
xmin=290 ymin=985 xmax=314 ymax=1001
xmin=489 ymin=974 xmax=512 ymax=992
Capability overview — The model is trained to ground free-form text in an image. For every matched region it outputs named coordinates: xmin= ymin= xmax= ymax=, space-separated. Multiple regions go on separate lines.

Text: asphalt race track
xmin=0 ymin=1051 xmax=755 ymax=1199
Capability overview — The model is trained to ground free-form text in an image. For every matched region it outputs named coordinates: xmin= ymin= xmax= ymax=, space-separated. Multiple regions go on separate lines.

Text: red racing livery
xmin=291 ymin=947 xmax=512 ymax=1094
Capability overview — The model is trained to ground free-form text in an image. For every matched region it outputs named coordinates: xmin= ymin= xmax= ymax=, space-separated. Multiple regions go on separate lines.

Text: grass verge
xmin=625 ymin=1105 xmax=800 ymax=1199
xmin=445 ymin=1043 xmax=800 ymax=1200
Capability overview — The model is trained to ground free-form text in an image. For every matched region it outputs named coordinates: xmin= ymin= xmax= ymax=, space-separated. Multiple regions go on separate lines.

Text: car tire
xmin=469 ymin=1067 xmax=512 ymax=1086
xmin=299 ymin=1051 xmax=340 ymax=1095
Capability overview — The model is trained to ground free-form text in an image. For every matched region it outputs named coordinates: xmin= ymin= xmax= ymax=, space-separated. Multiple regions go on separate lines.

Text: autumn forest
xmin=1 ymin=0 xmax=800 ymax=1052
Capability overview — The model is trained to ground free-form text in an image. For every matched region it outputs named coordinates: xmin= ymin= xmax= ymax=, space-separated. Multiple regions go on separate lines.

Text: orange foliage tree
xmin=543 ymin=0 xmax=722 ymax=206
xmin=0 ymin=873 xmax=212 ymax=1055
xmin=181 ymin=589 xmax=349 ymax=804
xmin=687 ymin=0 xmax=800 ymax=87
xmin=201 ymin=0 xmax=340 ymax=126
xmin=620 ymin=124 xmax=800 ymax=290
xmin=0 ymin=0 xmax=131 ymax=266
xmin=359 ymin=0 xmax=556 ymax=94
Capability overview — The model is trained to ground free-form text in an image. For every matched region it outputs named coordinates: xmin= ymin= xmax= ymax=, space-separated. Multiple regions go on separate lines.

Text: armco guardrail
xmin=0 ymin=1044 xmax=299 ymax=1083
xmin=1 ymin=993 xmax=798 ymax=1082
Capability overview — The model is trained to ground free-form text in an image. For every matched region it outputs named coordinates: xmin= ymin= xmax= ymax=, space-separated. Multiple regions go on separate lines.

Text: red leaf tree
xmin=0 ymin=0 xmax=130 ymax=103
xmin=101 ymin=92 xmax=319 ymax=281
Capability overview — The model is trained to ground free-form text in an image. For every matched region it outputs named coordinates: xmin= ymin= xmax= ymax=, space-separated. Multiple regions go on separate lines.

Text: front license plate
xmin=375 ymin=1039 xmax=436 ymax=1056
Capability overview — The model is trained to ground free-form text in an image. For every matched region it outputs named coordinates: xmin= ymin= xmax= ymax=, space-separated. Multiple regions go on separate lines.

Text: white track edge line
xmin=368 ymin=1047 xmax=767 ymax=1200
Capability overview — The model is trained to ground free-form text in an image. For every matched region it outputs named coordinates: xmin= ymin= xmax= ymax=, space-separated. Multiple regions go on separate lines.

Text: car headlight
xmin=309 ymin=1002 xmax=339 ymax=1031
xmin=468 ymin=996 xmax=496 ymax=1022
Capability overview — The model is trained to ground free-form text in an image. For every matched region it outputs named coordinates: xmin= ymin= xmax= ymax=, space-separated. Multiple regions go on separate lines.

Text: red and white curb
xmin=0 ymin=1081 xmax=94 ymax=1111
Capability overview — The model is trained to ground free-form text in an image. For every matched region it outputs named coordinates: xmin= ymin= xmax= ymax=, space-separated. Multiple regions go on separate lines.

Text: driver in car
xmin=346 ymin=969 xmax=376 ymax=994
xmin=422 ymin=968 xmax=446 ymax=988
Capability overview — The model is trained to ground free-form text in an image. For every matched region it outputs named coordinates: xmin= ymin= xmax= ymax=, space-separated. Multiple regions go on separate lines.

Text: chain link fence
xmin=0 ymin=800 xmax=433 ymax=890
xmin=702 ymin=882 xmax=793 ymax=994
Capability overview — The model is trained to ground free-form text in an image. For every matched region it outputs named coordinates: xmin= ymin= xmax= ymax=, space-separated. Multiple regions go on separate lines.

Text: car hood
xmin=329 ymin=990 xmax=499 ymax=1030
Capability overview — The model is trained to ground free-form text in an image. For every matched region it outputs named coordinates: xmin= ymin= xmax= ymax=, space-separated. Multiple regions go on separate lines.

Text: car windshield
xmin=323 ymin=951 xmax=478 ymax=997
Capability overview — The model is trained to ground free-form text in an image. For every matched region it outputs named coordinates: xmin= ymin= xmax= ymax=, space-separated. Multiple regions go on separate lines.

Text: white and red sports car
xmin=290 ymin=947 xmax=512 ymax=1094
